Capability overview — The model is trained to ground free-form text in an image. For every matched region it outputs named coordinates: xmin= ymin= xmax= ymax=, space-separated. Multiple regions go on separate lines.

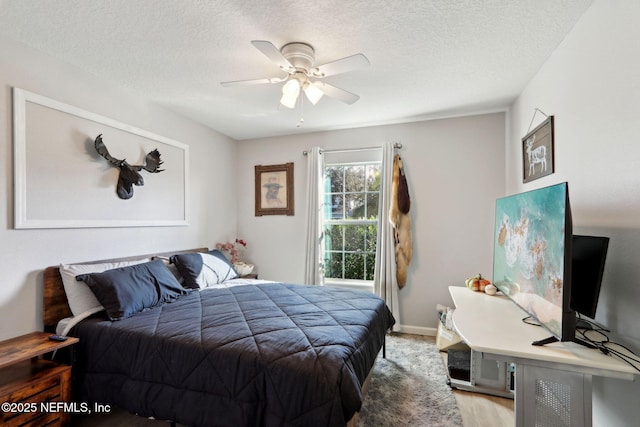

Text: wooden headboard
xmin=43 ymin=247 xmax=208 ymax=332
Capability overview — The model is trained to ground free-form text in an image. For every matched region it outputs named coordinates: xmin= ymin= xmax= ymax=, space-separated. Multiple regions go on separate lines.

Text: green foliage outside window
xmin=323 ymin=162 xmax=380 ymax=281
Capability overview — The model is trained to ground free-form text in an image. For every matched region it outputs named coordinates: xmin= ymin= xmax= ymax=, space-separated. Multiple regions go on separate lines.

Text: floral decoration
xmin=215 ymin=238 xmax=247 ymax=264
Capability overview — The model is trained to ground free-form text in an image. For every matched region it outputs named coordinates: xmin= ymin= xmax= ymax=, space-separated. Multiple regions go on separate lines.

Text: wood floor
xmin=440 ymin=351 xmax=515 ymax=427
xmin=452 ymin=385 xmax=514 ymax=427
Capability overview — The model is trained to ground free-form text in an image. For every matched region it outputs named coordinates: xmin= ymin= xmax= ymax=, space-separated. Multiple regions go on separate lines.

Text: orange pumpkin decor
xmin=465 ymin=274 xmax=491 ymax=292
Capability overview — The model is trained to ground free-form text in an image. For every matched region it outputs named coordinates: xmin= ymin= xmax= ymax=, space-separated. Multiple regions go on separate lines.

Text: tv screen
xmin=493 ymin=182 xmax=575 ymax=343
xmin=571 ymin=235 xmax=609 ymax=320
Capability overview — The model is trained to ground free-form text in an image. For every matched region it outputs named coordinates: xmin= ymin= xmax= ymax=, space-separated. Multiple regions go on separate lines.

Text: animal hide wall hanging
xmin=389 ymin=154 xmax=412 ymax=288
xmin=94 ymin=134 xmax=164 ymax=199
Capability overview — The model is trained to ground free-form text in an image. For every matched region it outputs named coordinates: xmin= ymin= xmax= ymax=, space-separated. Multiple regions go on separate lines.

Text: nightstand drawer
xmin=0 ymin=360 xmax=71 ymax=426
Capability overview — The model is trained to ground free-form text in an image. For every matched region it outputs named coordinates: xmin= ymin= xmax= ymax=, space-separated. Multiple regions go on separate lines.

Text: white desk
xmin=449 ymin=286 xmax=637 ymax=427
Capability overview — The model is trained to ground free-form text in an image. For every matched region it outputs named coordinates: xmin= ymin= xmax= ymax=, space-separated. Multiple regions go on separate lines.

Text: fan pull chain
xmin=296 ymin=95 xmax=305 ymax=127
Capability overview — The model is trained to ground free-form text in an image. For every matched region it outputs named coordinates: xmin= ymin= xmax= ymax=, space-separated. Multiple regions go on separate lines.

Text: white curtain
xmin=303 ymin=147 xmax=324 ymax=285
xmin=374 ymin=142 xmax=400 ymax=328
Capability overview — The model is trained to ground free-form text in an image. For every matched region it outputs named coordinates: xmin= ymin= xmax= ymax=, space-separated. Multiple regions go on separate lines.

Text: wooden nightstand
xmin=0 ymin=332 xmax=78 ymax=427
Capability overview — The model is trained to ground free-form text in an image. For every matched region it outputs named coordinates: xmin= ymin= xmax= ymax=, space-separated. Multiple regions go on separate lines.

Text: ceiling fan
xmin=221 ymin=40 xmax=370 ymax=108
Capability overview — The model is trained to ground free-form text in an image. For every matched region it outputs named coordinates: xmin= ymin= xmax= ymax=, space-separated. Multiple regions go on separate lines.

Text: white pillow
xmin=171 ymin=251 xmax=238 ymax=289
xmin=59 ymin=258 xmax=151 ymax=316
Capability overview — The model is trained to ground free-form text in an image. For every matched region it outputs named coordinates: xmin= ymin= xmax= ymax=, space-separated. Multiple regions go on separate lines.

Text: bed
xmin=43 ymin=248 xmax=395 ymax=426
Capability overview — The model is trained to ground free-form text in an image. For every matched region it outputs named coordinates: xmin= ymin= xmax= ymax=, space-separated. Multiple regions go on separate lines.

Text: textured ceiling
xmin=0 ymin=0 xmax=593 ymax=140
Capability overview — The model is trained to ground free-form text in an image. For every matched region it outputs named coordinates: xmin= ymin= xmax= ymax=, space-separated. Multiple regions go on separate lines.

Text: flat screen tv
xmin=492 ymin=182 xmax=575 ymax=345
xmin=571 ymin=235 xmax=609 ymax=327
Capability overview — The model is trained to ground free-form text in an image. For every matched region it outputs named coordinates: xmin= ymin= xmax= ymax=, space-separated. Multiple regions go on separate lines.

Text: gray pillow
xmin=76 ymin=259 xmax=190 ymax=320
xmin=59 ymin=258 xmax=151 ymax=316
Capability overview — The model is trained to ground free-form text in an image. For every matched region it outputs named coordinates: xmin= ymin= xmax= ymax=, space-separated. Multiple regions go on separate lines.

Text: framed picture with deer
xmin=522 ymin=115 xmax=554 ymax=183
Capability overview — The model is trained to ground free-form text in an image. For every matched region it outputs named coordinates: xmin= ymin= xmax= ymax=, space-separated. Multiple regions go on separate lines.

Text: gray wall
xmin=236 ymin=113 xmax=506 ymax=333
xmin=507 ymin=1 xmax=640 ymax=424
xmin=0 ymin=35 xmax=238 ymax=340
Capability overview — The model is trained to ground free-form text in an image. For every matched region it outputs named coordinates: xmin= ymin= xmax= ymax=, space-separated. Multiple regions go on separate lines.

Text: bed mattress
xmin=71 ymin=282 xmax=394 ymax=426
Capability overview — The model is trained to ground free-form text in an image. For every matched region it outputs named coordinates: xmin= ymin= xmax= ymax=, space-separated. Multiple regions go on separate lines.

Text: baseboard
xmin=394 ymin=324 xmax=437 ymax=337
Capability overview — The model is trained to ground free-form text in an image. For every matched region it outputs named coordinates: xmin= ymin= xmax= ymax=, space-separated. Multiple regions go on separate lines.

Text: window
xmin=322 ymin=161 xmax=381 ymax=284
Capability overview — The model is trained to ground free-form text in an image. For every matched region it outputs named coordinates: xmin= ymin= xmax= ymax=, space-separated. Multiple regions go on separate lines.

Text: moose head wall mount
xmin=94 ymin=134 xmax=164 ymax=199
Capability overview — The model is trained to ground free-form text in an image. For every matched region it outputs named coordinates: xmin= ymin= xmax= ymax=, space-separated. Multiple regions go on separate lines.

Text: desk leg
xmin=515 ymin=363 xmax=592 ymax=427
xmin=514 ymin=364 xmax=524 ymax=427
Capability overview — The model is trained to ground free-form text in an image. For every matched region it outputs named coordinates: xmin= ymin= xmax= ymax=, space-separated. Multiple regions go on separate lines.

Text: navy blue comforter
xmin=72 ymin=283 xmax=395 ymax=426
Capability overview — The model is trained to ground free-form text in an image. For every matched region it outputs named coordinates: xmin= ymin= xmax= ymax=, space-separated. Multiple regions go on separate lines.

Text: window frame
xmin=321 ymin=159 xmax=381 ymax=287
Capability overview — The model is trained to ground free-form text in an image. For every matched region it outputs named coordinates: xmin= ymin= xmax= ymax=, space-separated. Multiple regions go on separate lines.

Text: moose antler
xmin=94 ymin=134 xmax=164 ymax=199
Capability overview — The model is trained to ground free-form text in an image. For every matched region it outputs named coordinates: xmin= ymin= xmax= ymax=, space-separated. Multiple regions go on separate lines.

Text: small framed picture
xmin=522 ymin=116 xmax=554 ymax=183
xmin=255 ymin=162 xmax=294 ymax=216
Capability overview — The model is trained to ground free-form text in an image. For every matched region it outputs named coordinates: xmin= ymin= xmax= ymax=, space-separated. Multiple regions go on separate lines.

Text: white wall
xmin=0 ymin=35 xmax=238 ymax=340
xmin=508 ymin=1 xmax=640 ymax=424
xmin=236 ymin=113 xmax=505 ymax=333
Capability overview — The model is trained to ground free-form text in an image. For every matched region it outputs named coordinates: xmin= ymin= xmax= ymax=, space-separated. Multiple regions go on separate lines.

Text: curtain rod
xmin=303 ymin=142 xmax=402 ymax=156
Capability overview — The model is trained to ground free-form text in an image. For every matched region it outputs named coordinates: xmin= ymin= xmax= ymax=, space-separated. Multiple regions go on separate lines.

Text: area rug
xmin=357 ymin=333 xmax=463 ymax=426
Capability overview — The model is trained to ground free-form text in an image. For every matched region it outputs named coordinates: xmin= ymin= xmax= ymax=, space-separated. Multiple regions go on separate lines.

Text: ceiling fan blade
xmin=316 ymin=82 xmax=360 ymax=105
xmin=220 ymin=76 xmax=287 ymax=87
xmin=251 ymin=40 xmax=295 ymax=73
xmin=310 ymin=54 xmax=370 ymax=78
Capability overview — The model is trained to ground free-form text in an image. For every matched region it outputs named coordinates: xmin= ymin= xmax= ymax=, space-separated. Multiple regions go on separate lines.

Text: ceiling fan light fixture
xmin=280 ymin=78 xmax=301 ymax=108
xmin=222 ymin=40 xmax=369 ymax=116
xmin=280 ymin=93 xmax=298 ymax=109
xmin=303 ymin=81 xmax=324 ymax=105
xmin=282 ymin=78 xmax=300 ymax=97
